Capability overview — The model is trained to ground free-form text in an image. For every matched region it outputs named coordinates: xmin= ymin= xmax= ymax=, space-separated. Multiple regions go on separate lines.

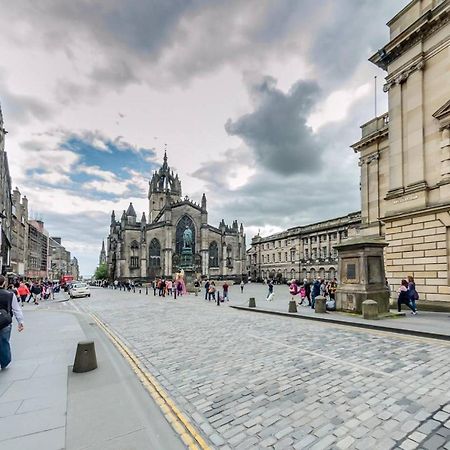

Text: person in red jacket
xmin=17 ymin=281 xmax=30 ymax=306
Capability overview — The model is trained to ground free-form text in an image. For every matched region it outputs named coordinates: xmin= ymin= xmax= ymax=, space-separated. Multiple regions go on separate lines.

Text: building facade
xmin=247 ymin=212 xmax=361 ymax=282
xmin=26 ymin=220 xmax=49 ymax=279
xmin=10 ymin=187 xmax=28 ymax=276
xmin=49 ymin=237 xmax=71 ymax=281
xmin=353 ymin=0 xmax=450 ymax=308
xmin=0 ymin=104 xmax=12 ymax=275
xmin=70 ymin=257 xmax=80 ymax=281
xmin=107 ymin=153 xmax=246 ymax=281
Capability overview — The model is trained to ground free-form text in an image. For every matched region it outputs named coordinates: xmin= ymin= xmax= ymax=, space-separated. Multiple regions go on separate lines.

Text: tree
xmin=94 ymin=263 xmax=108 ymax=280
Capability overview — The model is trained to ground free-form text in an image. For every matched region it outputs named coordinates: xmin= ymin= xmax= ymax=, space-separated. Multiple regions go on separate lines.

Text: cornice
xmin=370 ymin=3 xmax=449 ymax=70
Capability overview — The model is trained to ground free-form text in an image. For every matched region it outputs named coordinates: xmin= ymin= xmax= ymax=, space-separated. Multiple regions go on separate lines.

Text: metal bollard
xmin=249 ymin=297 xmax=256 ymax=308
xmin=139 ymin=289 xmax=141 ymax=294
xmin=146 ymin=287 xmax=148 ymax=295
xmin=73 ymin=341 xmax=97 ymax=373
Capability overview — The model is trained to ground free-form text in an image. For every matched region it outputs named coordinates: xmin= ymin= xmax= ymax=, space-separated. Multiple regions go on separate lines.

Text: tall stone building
xmin=70 ymin=257 xmax=80 ymax=281
xmin=0 ymin=103 xmax=12 ymax=275
xmin=247 ymin=212 xmax=361 ymax=282
xmin=49 ymin=237 xmax=71 ymax=280
xmin=10 ymin=187 xmax=28 ymax=276
xmin=26 ymin=220 xmax=49 ymax=279
xmin=352 ymin=0 xmax=450 ymax=308
xmin=107 ymin=153 xmax=246 ymax=281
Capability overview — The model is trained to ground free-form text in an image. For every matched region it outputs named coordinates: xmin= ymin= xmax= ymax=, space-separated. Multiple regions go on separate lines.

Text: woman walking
xmin=407 ymin=276 xmax=419 ymax=312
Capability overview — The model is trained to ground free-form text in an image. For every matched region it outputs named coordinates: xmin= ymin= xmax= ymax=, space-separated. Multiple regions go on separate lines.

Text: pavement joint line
xmin=90 ymin=312 xmax=210 ymax=450
xmin=247 ymin=334 xmax=392 ymax=377
xmin=231 ymin=305 xmax=450 ymax=343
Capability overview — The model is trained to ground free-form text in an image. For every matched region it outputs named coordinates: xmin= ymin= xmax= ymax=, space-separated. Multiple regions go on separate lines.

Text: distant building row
xmin=0 ymin=104 xmax=79 ymax=280
xmin=247 ymin=212 xmax=361 ymax=282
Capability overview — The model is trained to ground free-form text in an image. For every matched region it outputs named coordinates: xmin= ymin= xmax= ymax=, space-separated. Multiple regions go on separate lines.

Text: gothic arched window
xmin=149 ymin=238 xmax=161 ymax=268
xmin=130 ymin=240 xmax=139 ymax=269
xmin=209 ymin=241 xmax=219 ymax=268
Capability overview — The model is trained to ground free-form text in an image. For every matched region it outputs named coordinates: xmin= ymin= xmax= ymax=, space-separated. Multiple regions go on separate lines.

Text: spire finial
xmin=164 ymin=143 xmax=167 ymax=163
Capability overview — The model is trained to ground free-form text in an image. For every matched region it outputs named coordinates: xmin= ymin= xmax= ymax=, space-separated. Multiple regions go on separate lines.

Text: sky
xmin=0 ymin=0 xmax=410 ymax=277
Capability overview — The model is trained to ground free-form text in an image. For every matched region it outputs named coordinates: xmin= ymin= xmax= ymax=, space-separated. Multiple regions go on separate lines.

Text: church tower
xmin=148 ymin=151 xmax=182 ymax=222
xmin=99 ymin=240 xmax=107 ymax=265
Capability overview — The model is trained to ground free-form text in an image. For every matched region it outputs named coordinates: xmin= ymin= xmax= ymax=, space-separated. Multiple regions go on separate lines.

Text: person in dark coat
xmin=398 ymin=279 xmax=416 ymax=314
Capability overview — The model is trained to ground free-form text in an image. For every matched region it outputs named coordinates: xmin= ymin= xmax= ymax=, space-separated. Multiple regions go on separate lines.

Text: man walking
xmin=204 ymin=280 xmax=210 ymax=300
xmin=223 ymin=282 xmax=229 ymax=302
xmin=0 ymin=275 xmax=24 ymax=370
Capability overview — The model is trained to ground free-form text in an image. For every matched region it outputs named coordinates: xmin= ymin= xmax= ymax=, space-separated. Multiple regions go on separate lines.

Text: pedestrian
xmin=298 ymin=285 xmax=307 ymax=306
xmin=194 ymin=279 xmax=200 ymax=296
xmin=240 ymin=280 xmax=244 ymax=294
xmin=177 ymin=280 xmax=183 ymax=297
xmin=0 ymin=275 xmax=24 ymax=370
xmin=328 ymin=278 xmax=337 ymax=301
xmin=166 ymin=279 xmax=173 ymax=296
xmin=407 ymin=276 xmax=419 ymax=312
xmin=208 ymin=282 xmax=216 ymax=301
xmin=319 ymin=279 xmax=326 ymax=298
xmin=223 ymin=282 xmax=229 ymax=302
xmin=311 ymin=278 xmax=320 ymax=309
xmin=17 ymin=280 xmax=30 ymax=306
xmin=204 ymin=280 xmax=210 ymax=300
xmin=266 ymin=280 xmax=274 ymax=301
xmin=289 ymin=279 xmax=299 ymax=302
xmin=304 ymin=279 xmax=311 ymax=306
xmin=397 ymin=279 xmax=417 ymax=314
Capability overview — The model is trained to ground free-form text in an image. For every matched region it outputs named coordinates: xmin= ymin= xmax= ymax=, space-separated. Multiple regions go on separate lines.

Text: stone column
xmin=386 ymin=82 xmax=405 ymax=196
xmin=405 ymin=68 xmax=426 ymax=190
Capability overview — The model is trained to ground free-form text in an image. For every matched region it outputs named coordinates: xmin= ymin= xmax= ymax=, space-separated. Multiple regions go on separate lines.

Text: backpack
xmin=0 ymin=292 xmax=13 ymax=330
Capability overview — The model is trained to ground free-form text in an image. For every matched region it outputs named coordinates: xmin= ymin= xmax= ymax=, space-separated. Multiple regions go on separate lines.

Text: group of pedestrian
xmin=151 ymin=278 xmax=186 ymax=298
xmin=11 ymin=279 xmax=57 ymax=306
xmin=269 ymin=278 xmax=337 ymax=310
xmin=204 ymin=280 xmax=232 ymax=305
xmin=397 ymin=276 xmax=419 ymax=314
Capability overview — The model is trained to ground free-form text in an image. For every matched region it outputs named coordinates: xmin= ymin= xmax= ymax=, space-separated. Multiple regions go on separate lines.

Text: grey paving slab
xmin=57 ymin=287 xmax=450 ymax=449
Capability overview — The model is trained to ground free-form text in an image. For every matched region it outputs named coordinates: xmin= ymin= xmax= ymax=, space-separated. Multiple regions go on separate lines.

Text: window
xmin=304 ymin=249 xmax=309 ymax=260
xmin=290 ymin=250 xmax=296 ymax=262
xmin=149 ymin=238 xmax=161 ymax=268
xmin=322 ymin=247 xmax=327 ymax=259
xmin=209 ymin=241 xmax=219 ymax=267
xmin=278 ymin=252 xmax=281 ymax=262
xmin=285 ymin=252 xmax=288 ymax=261
xmin=312 ymin=248 xmax=317 ymax=260
xmin=272 ymin=253 xmax=275 ymax=262
xmin=130 ymin=256 xmax=139 ymax=268
xmin=130 ymin=240 xmax=139 ymax=269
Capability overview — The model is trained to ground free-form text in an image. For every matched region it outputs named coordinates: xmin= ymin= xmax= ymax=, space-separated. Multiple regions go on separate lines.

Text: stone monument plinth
xmin=334 ymin=238 xmax=390 ymax=314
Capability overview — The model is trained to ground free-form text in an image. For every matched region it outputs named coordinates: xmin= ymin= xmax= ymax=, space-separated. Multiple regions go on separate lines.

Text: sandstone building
xmin=247 ymin=212 xmax=361 ymax=282
xmin=107 ymin=153 xmax=246 ymax=281
xmin=353 ymin=0 xmax=450 ymax=308
xmin=11 ymin=187 xmax=28 ymax=276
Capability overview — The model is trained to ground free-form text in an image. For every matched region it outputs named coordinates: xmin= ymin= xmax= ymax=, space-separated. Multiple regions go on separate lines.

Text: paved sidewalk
xmin=0 ymin=304 xmax=184 ymax=450
xmin=232 ymin=285 xmax=450 ymax=340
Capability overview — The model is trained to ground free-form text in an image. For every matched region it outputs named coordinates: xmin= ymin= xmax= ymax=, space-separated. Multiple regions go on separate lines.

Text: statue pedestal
xmin=334 ymin=238 xmax=390 ymax=314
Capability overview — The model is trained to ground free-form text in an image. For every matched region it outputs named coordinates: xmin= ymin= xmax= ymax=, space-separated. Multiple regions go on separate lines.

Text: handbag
xmin=0 ymin=308 xmax=12 ymax=330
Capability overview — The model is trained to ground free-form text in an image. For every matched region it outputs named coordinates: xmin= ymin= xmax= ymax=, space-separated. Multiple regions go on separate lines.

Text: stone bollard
xmin=362 ymin=299 xmax=378 ymax=320
xmin=73 ymin=341 xmax=97 ymax=373
xmin=249 ymin=297 xmax=256 ymax=308
xmin=288 ymin=299 xmax=298 ymax=313
xmin=314 ymin=296 xmax=326 ymax=313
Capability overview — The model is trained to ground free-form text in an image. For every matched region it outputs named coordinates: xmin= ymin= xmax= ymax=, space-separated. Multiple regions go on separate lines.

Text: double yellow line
xmin=91 ymin=313 xmax=211 ymax=450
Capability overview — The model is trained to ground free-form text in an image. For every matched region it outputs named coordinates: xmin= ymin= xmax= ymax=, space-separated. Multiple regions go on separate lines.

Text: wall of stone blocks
xmin=384 ymin=210 xmax=449 ymax=303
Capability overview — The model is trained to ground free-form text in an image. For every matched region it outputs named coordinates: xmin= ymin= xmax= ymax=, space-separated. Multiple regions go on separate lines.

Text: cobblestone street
xmin=64 ymin=287 xmax=450 ymax=449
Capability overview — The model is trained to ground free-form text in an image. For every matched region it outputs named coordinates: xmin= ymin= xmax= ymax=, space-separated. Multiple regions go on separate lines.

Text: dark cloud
xmin=225 ymin=76 xmax=321 ymax=175
xmin=0 ymin=75 xmax=53 ymax=125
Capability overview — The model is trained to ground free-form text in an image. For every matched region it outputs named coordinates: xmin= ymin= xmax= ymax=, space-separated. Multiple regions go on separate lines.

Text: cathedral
xmin=106 ymin=153 xmax=246 ymax=281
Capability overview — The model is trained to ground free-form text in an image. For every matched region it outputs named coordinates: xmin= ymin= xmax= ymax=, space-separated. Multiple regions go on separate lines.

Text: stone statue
xmin=183 ymin=226 xmax=193 ymax=249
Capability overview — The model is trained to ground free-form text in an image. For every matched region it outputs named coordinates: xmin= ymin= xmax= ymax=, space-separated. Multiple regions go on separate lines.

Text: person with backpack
xmin=0 ymin=275 xmax=24 ymax=370
xmin=311 ymin=278 xmax=321 ymax=309
xmin=222 ymin=282 xmax=229 ymax=302
xmin=289 ymin=279 xmax=299 ymax=302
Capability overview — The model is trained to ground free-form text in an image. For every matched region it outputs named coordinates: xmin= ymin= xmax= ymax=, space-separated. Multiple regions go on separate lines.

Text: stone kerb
xmin=362 ymin=299 xmax=378 ymax=320
xmin=314 ymin=296 xmax=326 ymax=313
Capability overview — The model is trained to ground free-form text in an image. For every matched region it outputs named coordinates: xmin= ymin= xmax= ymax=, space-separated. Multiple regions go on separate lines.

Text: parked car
xmin=69 ymin=282 xmax=91 ymax=298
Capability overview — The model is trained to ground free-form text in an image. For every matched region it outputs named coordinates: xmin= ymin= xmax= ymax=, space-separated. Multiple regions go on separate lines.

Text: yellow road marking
xmin=90 ymin=313 xmax=211 ymax=450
